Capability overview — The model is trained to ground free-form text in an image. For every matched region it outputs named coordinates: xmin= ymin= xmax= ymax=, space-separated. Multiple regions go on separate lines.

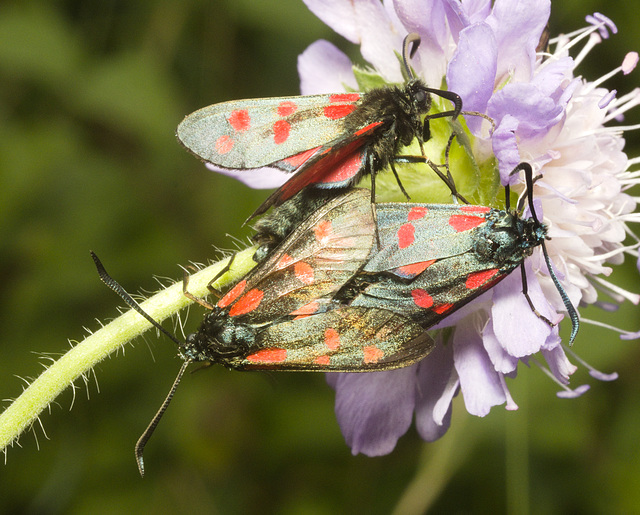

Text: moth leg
xmin=388 ymin=160 xmax=411 ymax=201
xmin=394 ymin=154 xmax=469 ymax=204
xmin=206 ymin=252 xmax=238 ymax=294
xmin=520 ymin=263 xmax=554 ymax=327
xmin=182 ymin=271 xmax=216 ymax=310
xmin=367 ymin=152 xmax=383 ymax=248
xmin=182 ymin=253 xmax=239 ymax=310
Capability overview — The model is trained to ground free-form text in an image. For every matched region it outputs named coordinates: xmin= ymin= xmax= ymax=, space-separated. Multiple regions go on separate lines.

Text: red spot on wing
xmin=407 ymin=206 xmax=429 ymax=221
xmin=461 ymin=205 xmax=491 ymax=214
xmin=228 ymin=109 xmax=250 ymax=132
xmin=363 ymin=346 xmax=384 ymax=364
xmin=314 ymin=355 xmax=331 ymax=365
xmin=324 ymin=328 xmax=340 ymax=351
xmin=228 ymin=288 xmax=264 ymax=317
xmin=246 ymin=348 xmax=287 ymax=363
xmin=276 ymin=253 xmax=294 ymax=270
xmin=323 ymin=94 xmax=359 ymax=120
xmin=318 ymin=150 xmax=363 ymax=184
xmin=449 ymin=214 xmax=486 ymax=232
xmin=282 ymin=146 xmax=322 ymax=169
xmin=396 ymin=260 xmax=436 ymax=277
xmin=412 ymin=289 xmax=434 ymax=308
xmin=294 ymin=262 xmax=314 ymax=285
xmin=290 ymin=301 xmax=320 ymax=319
xmin=329 ymin=93 xmax=360 ymax=102
xmin=397 ymin=223 xmax=416 ymax=249
xmin=353 ymin=121 xmax=383 ymax=137
xmin=466 ymin=269 xmax=499 ymax=290
xmin=273 ymin=120 xmax=291 ymax=144
xmin=433 ymin=303 xmax=454 ymax=314
xmin=324 ymin=104 xmax=356 ymax=120
xmin=314 ymin=220 xmax=332 ymax=242
xmin=215 ymin=135 xmax=234 ymax=154
xmin=277 ymin=101 xmax=297 ymax=117
xmin=217 ymin=279 xmax=246 ymax=308
xmin=272 ymin=137 xmax=369 ymax=202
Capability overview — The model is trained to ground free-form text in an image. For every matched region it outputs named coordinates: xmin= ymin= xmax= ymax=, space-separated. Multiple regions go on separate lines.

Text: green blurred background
xmin=1 ymin=1 xmax=639 ymax=513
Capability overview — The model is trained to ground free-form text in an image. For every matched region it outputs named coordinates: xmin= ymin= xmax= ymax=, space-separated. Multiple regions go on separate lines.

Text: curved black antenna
xmin=510 ymin=164 xmax=580 ymax=344
xmin=90 ymin=251 xmax=191 ymax=475
xmin=90 ymin=251 xmax=184 ymax=348
xmin=402 ymin=33 xmax=421 ymax=80
xmin=540 ymin=242 xmax=580 ymax=345
xmin=135 ymin=360 xmax=190 ymax=477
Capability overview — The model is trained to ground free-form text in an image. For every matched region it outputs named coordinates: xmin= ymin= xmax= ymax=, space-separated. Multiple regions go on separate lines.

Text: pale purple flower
xmin=295 ymin=0 xmax=640 ymax=456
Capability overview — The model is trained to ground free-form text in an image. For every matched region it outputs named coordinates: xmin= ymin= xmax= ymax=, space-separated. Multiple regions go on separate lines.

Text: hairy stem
xmin=0 ymin=247 xmax=258 ymax=451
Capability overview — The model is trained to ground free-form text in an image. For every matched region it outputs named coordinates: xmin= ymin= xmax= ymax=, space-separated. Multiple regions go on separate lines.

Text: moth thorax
xmin=184 ymin=316 xmax=255 ymax=362
xmin=474 ymin=211 xmax=528 ymax=265
xmin=519 ymin=218 xmax=548 ymax=251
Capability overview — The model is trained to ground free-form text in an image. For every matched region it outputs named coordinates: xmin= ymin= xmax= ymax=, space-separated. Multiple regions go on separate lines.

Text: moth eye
xmin=414 ymin=89 xmax=428 ymax=107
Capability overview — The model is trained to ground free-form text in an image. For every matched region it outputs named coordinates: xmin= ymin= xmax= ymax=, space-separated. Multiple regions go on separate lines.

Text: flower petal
xmin=298 ymin=40 xmax=357 ymax=95
xmin=414 ymin=340 xmax=456 ymax=441
xmin=442 ymin=0 xmax=492 ymax=40
xmin=329 ymin=366 xmax=418 ymax=456
xmin=453 ymin=321 xmax=508 ymax=416
xmin=541 ymin=345 xmax=577 ymax=384
xmin=482 ymin=317 xmax=518 ymax=374
xmin=491 ymin=265 xmax=555 ymax=358
xmin=204 ymin=163 xmax=291 ymax=189
xmin=447 ymin=22 xmax=497 ymax=133
xmin=304 ymin=0 xmax=404 ymax=81
xmin=486 ymin=0 xmax=550 ymax=83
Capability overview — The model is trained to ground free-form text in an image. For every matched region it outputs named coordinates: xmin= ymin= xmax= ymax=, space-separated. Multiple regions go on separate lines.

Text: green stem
xmin=0 ymin=247 xmax=258 ymax=451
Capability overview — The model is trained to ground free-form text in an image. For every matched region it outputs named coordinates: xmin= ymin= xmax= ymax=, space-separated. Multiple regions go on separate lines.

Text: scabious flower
xmin=213 ymin=0 xmax=640 ymax=456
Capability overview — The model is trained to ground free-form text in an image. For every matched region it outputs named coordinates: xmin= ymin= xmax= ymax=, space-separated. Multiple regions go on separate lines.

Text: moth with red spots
xmin=184 ymin=188 xmax=432 ymax=371
xmin=334 ymin=163 xmax=579 ymax=344
xmin=177 ymin=33 xmax=463 ymax=217
xmin=92 ymin=188 xmax=434 ymax=474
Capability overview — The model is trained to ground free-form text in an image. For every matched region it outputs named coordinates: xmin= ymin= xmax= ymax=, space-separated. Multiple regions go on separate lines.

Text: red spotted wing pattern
xmin=337 ymin=163 xmax=579 ymax=343
xmin=177 ymin=34 xmax=462 ymax=217
xmin=90 ymin=188 xmax=433 ymax=476
xmin=229 ymin=307 xmax=432 ymax=371
xmin=183 ymin=188 xmax=435 ymax=371
xmin=336 ymin=205 xmax=532 ymax=328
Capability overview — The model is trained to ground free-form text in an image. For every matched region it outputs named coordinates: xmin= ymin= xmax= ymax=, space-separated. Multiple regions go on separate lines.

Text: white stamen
xmin=622 ymin=52 xmax=639 ymax=74
xmin=591 ymin=275 xmax=640 ymax=304
xmin=598 ymin=90 xmax=617 ymax=109
xmin=581 ymin=241 xmax=640 ymax=262
xmin=563 ymin=345 xmax=619 ymax=381
xmin=531 ymin=357 xmax=590 ymax=397
xmin=499 ymin=375 xmax=518 ymax=410
xmin=581 ymin=316 xmax=638 ymax=336
xmin=573 ymin=33 xmax=602 ymax=68
xmin=602 ymin=88 xmax=640 ymax=123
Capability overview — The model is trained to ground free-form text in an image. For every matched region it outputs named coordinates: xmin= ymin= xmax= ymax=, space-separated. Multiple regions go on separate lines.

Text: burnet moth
xmin=92 ymin=188 xmax=433 ymax=476
xmin=177 ymin=33 xmax=464 ymax=218
xmin=335 ymin=162 xmax=579 ymax=344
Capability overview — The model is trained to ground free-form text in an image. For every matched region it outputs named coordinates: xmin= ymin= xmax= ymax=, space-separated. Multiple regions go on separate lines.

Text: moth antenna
xmin=135 ymin=360 xmax=190 ymax=477
xmin=507 ymin=165 xmax=580 ymax=344
xmin=504 ymin=182 xmax=511 ymax=211
xmin=90 ymin=251 xmax=184 ymax=348
xmin=540 ymin=242 xmax=580 ymax=345
xmin=402 ymin=33 xmax=421 ymax=80
xmin=90 ymin=251 xmax=193 ymax=473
